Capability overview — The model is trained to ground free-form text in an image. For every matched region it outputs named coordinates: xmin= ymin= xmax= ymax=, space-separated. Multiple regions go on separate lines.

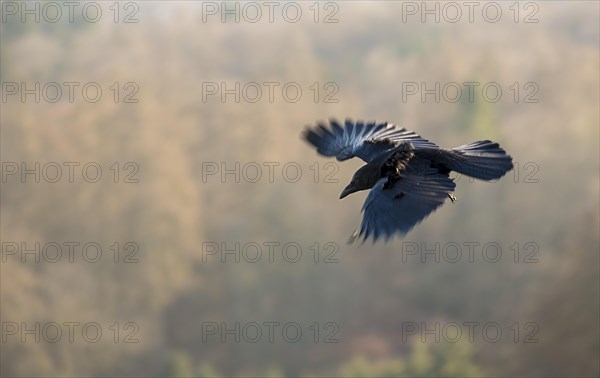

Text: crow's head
xmin=340 ymin=163 xmax=381 ymax=199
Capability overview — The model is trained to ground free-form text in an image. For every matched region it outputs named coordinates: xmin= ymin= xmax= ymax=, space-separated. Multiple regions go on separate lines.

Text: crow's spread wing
xmin=357 ymin=163 xmax=455 ymax=242
xmin=303 ymin=119 xmax=438 ymax=163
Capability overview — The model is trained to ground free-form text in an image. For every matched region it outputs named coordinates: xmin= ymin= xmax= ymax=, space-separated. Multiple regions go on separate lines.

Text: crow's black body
xmin=303 ymin=119 xmax=513 ymax=242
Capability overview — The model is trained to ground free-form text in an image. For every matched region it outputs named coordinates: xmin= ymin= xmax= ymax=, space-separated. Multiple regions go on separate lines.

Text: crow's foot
xmin=347 ymin=229 xmax=359 ymax=244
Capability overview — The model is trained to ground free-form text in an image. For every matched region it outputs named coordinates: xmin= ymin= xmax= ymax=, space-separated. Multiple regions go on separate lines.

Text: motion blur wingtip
xmin=300 ymin=126 xmax=311 ymax=139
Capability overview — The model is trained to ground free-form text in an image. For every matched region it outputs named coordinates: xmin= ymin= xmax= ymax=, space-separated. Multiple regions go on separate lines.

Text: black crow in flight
xmin=303 ymin=119 xmax=513 ymax=242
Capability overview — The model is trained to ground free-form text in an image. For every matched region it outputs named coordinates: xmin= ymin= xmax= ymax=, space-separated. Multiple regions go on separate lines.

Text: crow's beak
xmin=339 ymin=184 xmax=354 ymax=199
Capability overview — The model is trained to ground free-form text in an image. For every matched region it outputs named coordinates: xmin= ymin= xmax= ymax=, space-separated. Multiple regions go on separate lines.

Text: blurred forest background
xmin=1 ymin=1 xmax=599 ymax=377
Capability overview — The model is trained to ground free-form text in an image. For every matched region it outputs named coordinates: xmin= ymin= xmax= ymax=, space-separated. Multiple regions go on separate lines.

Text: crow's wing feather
xmin=303 ymin=119 xmax=438 ymax=163
xmin=358 ymin=164 xmax=455 ymax=242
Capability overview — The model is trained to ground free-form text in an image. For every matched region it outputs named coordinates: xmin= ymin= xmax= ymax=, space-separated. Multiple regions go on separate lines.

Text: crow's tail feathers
xmin=446 ymin=140 xmax=513 ymax=181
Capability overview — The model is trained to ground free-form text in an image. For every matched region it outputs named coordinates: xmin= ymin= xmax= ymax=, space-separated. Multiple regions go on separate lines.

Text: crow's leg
xmin=448 ymin=193 xmax=456 ymax=203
